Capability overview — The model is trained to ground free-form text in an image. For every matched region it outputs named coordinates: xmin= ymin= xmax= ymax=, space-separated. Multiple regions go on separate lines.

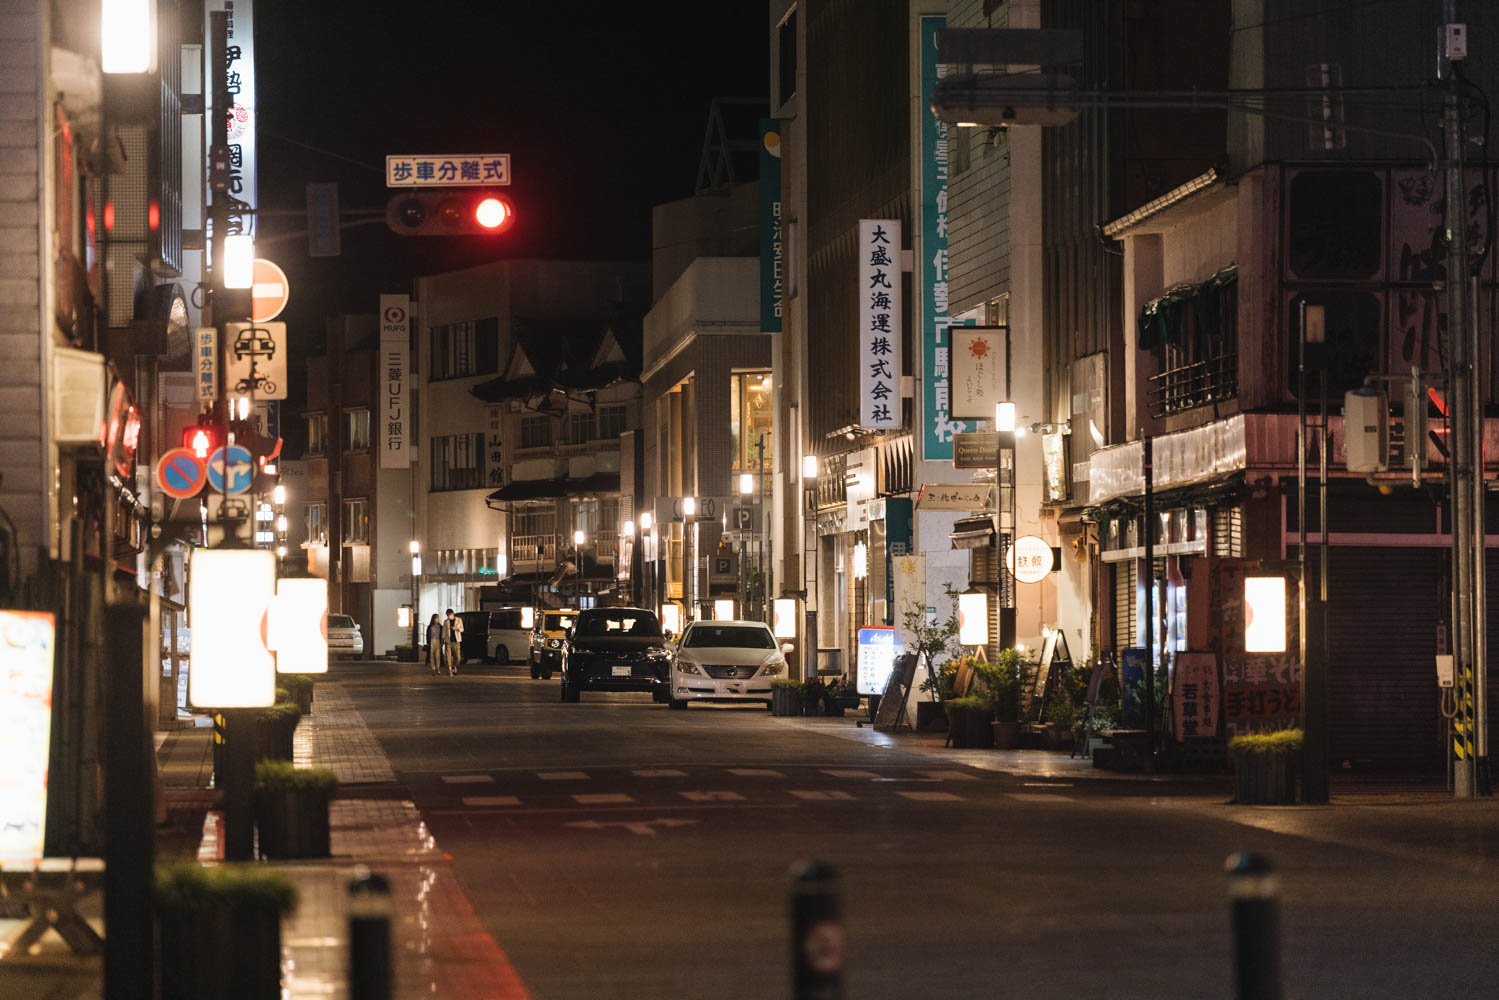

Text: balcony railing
xmin=594 ymin=536 xmax=618 ymax=561
xmin=1148 ymin=353 xmax=1238 ymax=418
xmin=512 ymin=535 xmax=557 ymax=565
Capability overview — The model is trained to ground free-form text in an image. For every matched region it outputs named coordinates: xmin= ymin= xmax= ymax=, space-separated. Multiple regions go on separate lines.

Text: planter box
xmin=1232 ymin=753 xmax=1299 ymax=804
xmin=915 ymin=702 xmax=948 ymax=733
xmin=255 ymin=787 xmax=333 ymax=858
xmin=948 ymin=707 xmax=995 ymax=749
xmin=289 ymin=687 xmax=313 ymax=715
xmin=771 ymin=688 xmax=802 ymax=716
xmin=160 ymin=902 xmax=281 ymax=999
xmin=254 ymin=715 xmax=298 ymax=761
xmin=991 ymin=720 xmax=1021 ymax=749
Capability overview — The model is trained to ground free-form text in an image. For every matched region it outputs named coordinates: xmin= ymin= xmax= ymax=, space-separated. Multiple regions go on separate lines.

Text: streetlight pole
xmin=803 ymin=454 xmax=819 ymax=680
xmin=409 ymin=540 xmax=421 ymax=654
xmin=995 ymin=402 xmax=1017 ymax=650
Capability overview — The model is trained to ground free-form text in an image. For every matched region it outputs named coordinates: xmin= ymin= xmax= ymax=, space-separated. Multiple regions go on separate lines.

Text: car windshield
xmin=544 ymin=613 xmax=575 ymax=631
xmin=683 ymin=625 xmax=774 ymax=649
xmin=578 ymin=611 xmax=661 ymax=637
xmin=328 ymin=615 xmax=356 ymax=629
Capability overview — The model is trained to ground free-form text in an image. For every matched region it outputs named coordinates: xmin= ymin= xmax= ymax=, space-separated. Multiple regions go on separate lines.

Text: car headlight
xmin=548 ymin=638 xmax=561 ymax=649
xmin=675 ymin=658 xmax=702 ymax=675
xmin=647 ymin=647 xmax=672 ymax=660
xmin=760 ymin=659 xmax=785 ymax=676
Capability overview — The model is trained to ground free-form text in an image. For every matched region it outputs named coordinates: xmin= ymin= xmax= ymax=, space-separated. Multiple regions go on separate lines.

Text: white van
xmin=458 ymin=607 xmax=532 ymax=664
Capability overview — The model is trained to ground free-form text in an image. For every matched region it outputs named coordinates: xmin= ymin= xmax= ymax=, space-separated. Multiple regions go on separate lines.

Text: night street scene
xmin=6 ymin=1 xmax=1499 ymax=998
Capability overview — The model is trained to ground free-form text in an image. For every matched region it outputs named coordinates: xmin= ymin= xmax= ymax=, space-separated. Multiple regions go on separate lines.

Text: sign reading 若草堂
xmin=379 ymin=295 xmax=410 ymax=468
xmin=858 ymin=219 xmax=902 ymax=430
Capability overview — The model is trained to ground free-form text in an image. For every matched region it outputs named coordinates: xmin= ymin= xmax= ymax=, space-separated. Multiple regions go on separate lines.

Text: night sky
xmin=253 ymin=1 xmax=768 ymax=354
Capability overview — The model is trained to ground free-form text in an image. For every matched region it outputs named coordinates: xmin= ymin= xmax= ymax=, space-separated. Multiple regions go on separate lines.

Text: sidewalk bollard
xmin=1225 ymin=852 xmax=1280 ymax=1000
xmin=349 ymin=866 xmax=392 ymax=1000
xmin=791 ymin=860 xmax=843 ymax=1000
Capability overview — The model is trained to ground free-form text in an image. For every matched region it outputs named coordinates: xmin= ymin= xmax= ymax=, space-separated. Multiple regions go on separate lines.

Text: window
xmin=683 ymin=624 xmax=774 ymax=649
xmin=430 ymin=317 xmax=500 ymax=380
xmin=514 ymin=507 xmax=554 ymax=538
xmin=520 ymin=416 xmax=553 ymax=449
xmin=306 ymin=414 xmax=328 ymax=456
xmin=730 ymin=371 xmax=774 ymax=471
xmin=342 ymin=498 xmax=368 ymax=544
xmin=430 ymin=432 xmax=484 ymax=491
xmin=572 ymin=499 xmax=599 ymax=539
xmin=305 ymin=503 xmax=327 ymax=545
xmin=777 ymin=7 xmax=797 ymax=107
xmin=567 ymin=411 xmax=595 ymax=445
xmin=597 ymin=404 xmax=627 ymax=441
xmin=1287 ymin=170 xmax=1381 ymax=280
xmin=345 ymin=409 xmax=370 ymax=451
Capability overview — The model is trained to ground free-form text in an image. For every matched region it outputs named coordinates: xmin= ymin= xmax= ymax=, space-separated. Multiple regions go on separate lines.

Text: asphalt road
xmin=337 ymin=658 xmax=1499 ymax=999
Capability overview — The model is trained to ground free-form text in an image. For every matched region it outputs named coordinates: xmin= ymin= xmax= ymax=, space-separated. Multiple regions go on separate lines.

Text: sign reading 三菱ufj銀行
xmin=858 ymin=219 xmax=902 ymax=430
xmin=920 ymin=14 xmax=974 ymax=460
xmin=857 ymin=626 xmax=902 ymax=696
xmin=208 ymin=1 xmax=256 ymax=244
xmin=0 ymin=611 xmax=56 ymax=863
xmin=386 ymin=154 xmax=511 ymax=187
xmin=760 ymin=120 xmax=783 ymax=334
xmin=379 ymin=295 xmax=410 ymax=468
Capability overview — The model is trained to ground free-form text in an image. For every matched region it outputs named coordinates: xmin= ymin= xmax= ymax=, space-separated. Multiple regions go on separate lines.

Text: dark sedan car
xmin=559 ymin=607 xmax=674 ymax=703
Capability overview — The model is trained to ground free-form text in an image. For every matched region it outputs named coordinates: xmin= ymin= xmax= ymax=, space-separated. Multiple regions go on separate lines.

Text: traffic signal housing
xmin=385 ymin=189 xmax=515 ymax=236
xmin=184 ymin=422 xmax=217 ymax=460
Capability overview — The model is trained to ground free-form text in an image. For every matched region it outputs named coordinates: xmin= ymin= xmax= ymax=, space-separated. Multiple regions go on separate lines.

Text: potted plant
xmin=253 ymin=699 xmax=302 ymax=761
xmin=280 ymin=673 xmax=316 ymax=714
xmin=1043 ymin=696 xmax=1076 ymax=750
xmin=253 ymin=760 xmax=339 ymax=858
xmin=944 ymin=692 xmax=997 ymax=749
xmin=902 ymin=586 xmax=963 ymax=732
xmin=800 ymin=678 xmax=826 ymax=716
xmin=156 ymin=861 xmax=297 ymax=1000
xmin=978 ymin=648 xmax=1024 ymax=749
xmin=1229 ymin=729 xmax=1303 ymax=804
xmin=770 ymin=678 xmax=802 ymax=716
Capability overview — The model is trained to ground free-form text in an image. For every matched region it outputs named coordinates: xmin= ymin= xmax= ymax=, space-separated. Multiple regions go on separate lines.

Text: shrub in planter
xmin=254 ymin=760 xmax=338 ymax=858
xmin=253 ymin=701 xmax=302 ymax=761
xmin=821 ymin=680 xmax=852 ymax=717
xmin=800 ymin=679 xmax=826 ymax=716
xmin=156 ymin=861 xmax=297 ymax=1000
xmin=281 ymin=674 xmax=316 ymax=714
xmin=770 ymin=678 xmax=802 ymax=716
xmin=1229 ymin=729 xmax=1303 ymax=805
xmin=945 ymin=694 xmax=996 ymax=749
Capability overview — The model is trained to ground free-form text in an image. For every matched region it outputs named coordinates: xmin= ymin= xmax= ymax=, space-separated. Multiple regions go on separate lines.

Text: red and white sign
xmin=251 ymin=258 xmax=290 ymax=322
xmin=156 ymin=447 xmax=208 ymax=499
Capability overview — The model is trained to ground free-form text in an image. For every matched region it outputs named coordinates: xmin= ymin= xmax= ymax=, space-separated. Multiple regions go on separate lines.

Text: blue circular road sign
xmin=206 ymin=445 xmax=255 ymax=496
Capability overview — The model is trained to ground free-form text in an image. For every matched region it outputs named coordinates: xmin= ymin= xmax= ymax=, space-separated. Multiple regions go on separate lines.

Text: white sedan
xmin=667 ymin=620 xmax=791 ymax=710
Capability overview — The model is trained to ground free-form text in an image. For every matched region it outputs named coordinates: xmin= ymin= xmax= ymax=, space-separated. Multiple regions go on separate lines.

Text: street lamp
xmin=223 ymin=235 xmax=255 ymax=289
xmin=101 ymin=0 xmax=152 ymax=74
xmin=994 ymin=402 xmax=1017 ymax=651
xmin=802 ymin=455 xmax=819 ymax=679
xmin=408 ymin=540 xmax=421 ymax=656
xmin=739 ymin=472 xmax=754 ymax=495
xmin=574 ymin=528 xmax=586 ymax=546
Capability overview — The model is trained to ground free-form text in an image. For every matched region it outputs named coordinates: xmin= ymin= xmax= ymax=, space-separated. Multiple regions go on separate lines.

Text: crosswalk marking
xmin=821 ymin=769 xmax=877 ymax=779
xmin=727 ymin=768 xmax=784 ymax=777
xmin=789 ymin=790 xmax=855 ymax=801
xmin=572 ymin=793 xmax=635 ymax=805
xmin=536 ymin=771 xmax=590 ymax=781
xmin=897 ymin=791 xmax=964 ymax=802
xmin=919 ymin=770 xmax=979 ymax=782
xmin=461 ymin=795 xmax=521 ymax=807
xmin=1008 ymin=793 xmax=1073 ymax=803
xmin=633 ymin=769 xmax=687 ymax=777
xmin=442 ymin=774 xmax=494 ymax=784
xmin=680 ymin=790 xmax=746 ymax=802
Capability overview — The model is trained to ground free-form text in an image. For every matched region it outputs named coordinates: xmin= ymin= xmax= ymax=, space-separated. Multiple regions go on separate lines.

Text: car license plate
xmin=611 ymin=665 xmax=632 ymax=677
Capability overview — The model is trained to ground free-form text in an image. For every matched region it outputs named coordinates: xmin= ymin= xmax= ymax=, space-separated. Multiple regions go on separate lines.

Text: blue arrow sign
xmin=206 ymin=445 xmax=255 ymax=496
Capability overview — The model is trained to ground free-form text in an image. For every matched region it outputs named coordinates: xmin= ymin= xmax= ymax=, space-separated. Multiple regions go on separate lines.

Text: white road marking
xmin=897 ymin=791 xmax=964 ymax=802
xmin=442 ymin=775 xmax=495 ymax=784
xmin=572 ymin=793 xmax=635 ymax=805
xmin=1008 ymin=793 xmax=1074 ymax=803
xmin=536 ymin=771 xmax=589 ymax=781
xmin=1022 ymin=781 xmax=1074 ymax=787
xmin=821 ymin=769 xmax=878 ymax=779
xmin=633 ymin=768 xmax=688 ymax=777
xmin=564 ymin=818 xmax=698 ymax=837
xmin=727 ymin=768 xmax=784 ymax=777
xmin=789 ymin=790 xmax=855 ymax=801
xmin=918 ymin=770 xmax=979 ymax=781
xmin=461 ymin=796 xmax=521 ymax=807
xmin=680 ymin=790 xmax=746 ymax=802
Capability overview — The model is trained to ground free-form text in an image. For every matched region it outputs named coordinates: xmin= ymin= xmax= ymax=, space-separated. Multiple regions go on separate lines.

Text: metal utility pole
xmin=1299 ymin=301 xmax=1330 ymax=804
xmin=1143 ymin=434 xmax=1155 ymax=760
xmin=1440 ymin=1 xmax=1487 ymax=797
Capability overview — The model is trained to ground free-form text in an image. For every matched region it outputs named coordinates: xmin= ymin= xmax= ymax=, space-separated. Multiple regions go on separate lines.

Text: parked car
xmin=326 ymin=614 xmax=364 ymax=659
xmin=559 ymin=607 xmax=674 ymax=703
xmin=528 ymin=608 xmax=577 ymax=679
xmin=458 ymin=607 xmax=530 ymax=664
xmin=666 ymin=620 xmax=790 ymax=710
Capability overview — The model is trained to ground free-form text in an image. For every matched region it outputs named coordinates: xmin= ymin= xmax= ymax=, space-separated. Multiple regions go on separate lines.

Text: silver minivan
xmin=459 ymin=607 xmax=532 ymax=664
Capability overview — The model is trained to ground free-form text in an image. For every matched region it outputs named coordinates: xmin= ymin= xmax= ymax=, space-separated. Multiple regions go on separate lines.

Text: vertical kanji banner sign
xmin=379 ymin=295 xmax=410 ymax=468
xmin=759 ymin=119 xmax=783 ymax=334
xmin=859 ymin=219 xmax=902 ymax=430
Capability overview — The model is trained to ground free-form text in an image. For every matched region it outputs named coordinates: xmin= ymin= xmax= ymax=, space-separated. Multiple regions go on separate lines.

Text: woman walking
xmin=425 ymin=614 xmax=443 ymax=675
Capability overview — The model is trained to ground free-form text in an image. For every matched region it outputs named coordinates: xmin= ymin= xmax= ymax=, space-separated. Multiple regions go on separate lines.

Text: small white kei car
xmin=667 ymin=620 xmax=791 ymax=710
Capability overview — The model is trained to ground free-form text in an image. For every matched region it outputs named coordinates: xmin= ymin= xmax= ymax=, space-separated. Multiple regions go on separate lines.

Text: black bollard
xmin=349 ymin=867 xmax=393 ymax=1000
xmin=791 ymin=860 xmax=844 ymax=1000
xmin=1225 ymin=852 xmax=1281 ymax=1000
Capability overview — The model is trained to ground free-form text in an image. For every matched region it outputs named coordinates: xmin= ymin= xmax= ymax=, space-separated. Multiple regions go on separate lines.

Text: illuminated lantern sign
xmin=773 ymin=598 xmax=798 ymax=639
xmin=1243 ymin=576 xmax=1288 ymax=653
xmin=714 ymin=599 xmax=736 ymax=621
xmin=0 ymin=611 xmax=56 ymax=863
xmin=958 ymin=591 xmax=989 ymax=646
xmin=268 ymin=577 xmax=328 ymax=675
xmin=188 ymin=549 xmax=276 ymax=708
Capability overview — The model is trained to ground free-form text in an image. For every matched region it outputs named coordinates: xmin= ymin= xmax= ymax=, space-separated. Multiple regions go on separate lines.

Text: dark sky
xmin=253 ymin=1 xmax=768 ymax=342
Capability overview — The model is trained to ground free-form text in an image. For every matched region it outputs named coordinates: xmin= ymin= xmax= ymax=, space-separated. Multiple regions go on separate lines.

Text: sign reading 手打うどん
xmin=386 ymin=154 xmax=511 ymax=187
xmin=858 ymin=219 xmax=902 ymax=430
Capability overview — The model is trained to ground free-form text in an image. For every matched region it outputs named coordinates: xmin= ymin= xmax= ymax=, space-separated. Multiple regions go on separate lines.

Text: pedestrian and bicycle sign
xmin=207 ymin=445 xmax=255 ymax=495
xmin=156 ymin=448 xmax=208 ymax=499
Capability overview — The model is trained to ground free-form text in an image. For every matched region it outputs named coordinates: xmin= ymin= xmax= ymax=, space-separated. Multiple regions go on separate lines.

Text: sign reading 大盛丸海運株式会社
xmin=859 ymin=219 xmax=902 ymax=430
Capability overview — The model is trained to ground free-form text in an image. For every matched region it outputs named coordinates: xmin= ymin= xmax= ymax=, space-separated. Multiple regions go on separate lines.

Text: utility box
xmin=1344 ymin=389 xmax=1389 ymax=473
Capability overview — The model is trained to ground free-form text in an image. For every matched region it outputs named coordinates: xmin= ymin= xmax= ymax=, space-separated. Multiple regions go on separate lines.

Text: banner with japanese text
xmin=760 ymin=119 xmax=783 ymax=334
xmin=858 ymin=219 xmax=902 ymax=430
xmin=379 ymin=295 xmax=410 ymax=468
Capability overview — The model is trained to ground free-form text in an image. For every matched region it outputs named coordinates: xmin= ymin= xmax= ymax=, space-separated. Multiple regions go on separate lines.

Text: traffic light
xmin=184 ymin=422 xmax=217 ymax=460
xmin=385 ymin=189 xmax=515 ymax=236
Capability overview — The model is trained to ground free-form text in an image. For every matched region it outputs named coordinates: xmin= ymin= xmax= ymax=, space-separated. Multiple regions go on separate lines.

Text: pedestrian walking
xmin=444 ymin=608 xmax=463 ymax=676
xmin=425 ymin=614 xmax=443 ymax=675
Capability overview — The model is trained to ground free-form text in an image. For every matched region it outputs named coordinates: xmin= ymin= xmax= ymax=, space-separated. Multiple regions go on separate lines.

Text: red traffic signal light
xmin=386 ymin=189 xmax=515 ymax=236
xmin=184 ymin=424 xmax=216 ymax=460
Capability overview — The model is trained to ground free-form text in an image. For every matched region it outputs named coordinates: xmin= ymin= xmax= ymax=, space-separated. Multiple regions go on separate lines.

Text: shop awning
xmin=950 ymin=515 xmax=996 ymax=549
xmin=486 ymin=472 xmax=621 ymax=504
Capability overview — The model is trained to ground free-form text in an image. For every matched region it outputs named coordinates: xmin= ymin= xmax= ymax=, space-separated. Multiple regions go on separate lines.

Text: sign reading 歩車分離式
xmin=385 ymin=154 xmax=511 ymax=187
xmin=858 ymin=219 xmax=902 ymax=430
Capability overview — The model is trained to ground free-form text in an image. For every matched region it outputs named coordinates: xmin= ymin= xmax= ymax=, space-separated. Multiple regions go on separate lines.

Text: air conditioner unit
xmin=1344 ymin=389 xmax=1389 ymax=473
